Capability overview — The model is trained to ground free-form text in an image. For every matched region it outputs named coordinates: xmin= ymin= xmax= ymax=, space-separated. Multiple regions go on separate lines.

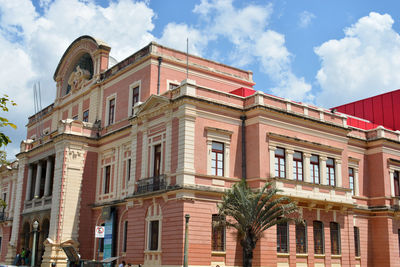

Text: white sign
xmin=95 ymin=226 xmax=105 ymax=238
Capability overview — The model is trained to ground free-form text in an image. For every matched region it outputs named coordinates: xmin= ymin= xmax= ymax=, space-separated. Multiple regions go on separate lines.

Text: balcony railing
xmin=136 ymin=175 xmax=166 ymax=194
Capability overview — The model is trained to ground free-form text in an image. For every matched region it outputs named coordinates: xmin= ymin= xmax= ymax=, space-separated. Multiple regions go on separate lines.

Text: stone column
xmin=34 ymin=161 xmax=42 ymax=198
xmin=5 ymin=157 xmax=27 ymax=264
xmin=269 ymin=146 xmax=276 ymax=178
xmin=286 ymin=149 xmax=294 ymax=180
xmin=44 ymin=157 xmax=53 ymax=196
xmin=320 ymin=156 xmax=327 ymax=185
xmin=25 ymin=164 xmax=33 ymax=200
xmin=304 ymin=153 xmax=311 ymax=183
xmin=141 ymin=129 xmax=148 ymax=179
xmin=335 ymin=160 xmax=342 ymax=187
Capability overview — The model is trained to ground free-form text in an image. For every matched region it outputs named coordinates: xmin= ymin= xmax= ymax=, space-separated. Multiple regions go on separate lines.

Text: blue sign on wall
xmin=103 ymin=210 xmax=114 ymax=260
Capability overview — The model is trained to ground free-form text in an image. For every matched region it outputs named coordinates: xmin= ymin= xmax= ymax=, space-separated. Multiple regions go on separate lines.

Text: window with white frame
xmin=126 ymin=158 xmax=131 ymax=187
xmin=128 ymin=81 xmax=141 ymax=116
xmin=211 ymin=142 xmax=224 ymax=176
xmin=310 ymin=154 xmax=320 ymax=184
xmin=349 ymin=168 xmax=355 ymax=195
xmin=394 ymin=171 xmax=400 ymax=196
xmin=107 ymin=98 xmax=116 ymax=125
xmin=275 ymin=147 xmax=286 ymax=178
xmin=293 ymin=151 xmax=303 ymax=181
xmin=326 ymin=157 xmax=335 ymax=186
xmin=146 ymin=204 xmax=162 ymax=252
xmin=206 ymin=127 xmax=232 ymax=177
xmin=104 ymin=165 xmax=111 ymax=194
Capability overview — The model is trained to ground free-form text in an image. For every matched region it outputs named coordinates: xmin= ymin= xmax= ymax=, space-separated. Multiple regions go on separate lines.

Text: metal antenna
xmin=186 ymin=38 xmax=189 ymax=79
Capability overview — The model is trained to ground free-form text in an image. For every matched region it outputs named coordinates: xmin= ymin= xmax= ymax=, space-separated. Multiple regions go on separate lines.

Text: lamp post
xmin=31 ymin=221 xmax=39 ymax=267
xmin=183 ymin=214 xmax=190 ymax=267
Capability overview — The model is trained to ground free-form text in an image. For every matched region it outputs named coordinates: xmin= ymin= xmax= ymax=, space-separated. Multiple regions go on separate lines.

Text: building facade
xmin=0 ymin=35 xmax=400 ymax=267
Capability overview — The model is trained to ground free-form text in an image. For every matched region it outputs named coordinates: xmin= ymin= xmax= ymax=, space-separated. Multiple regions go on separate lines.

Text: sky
xmin=2 ymin=0 xmax=400 ymax=158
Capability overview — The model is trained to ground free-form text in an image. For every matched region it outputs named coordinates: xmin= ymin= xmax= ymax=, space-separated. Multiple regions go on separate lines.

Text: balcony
xmin=271 ymin=177 xmax=354 ymax=206
xmin=136 ymin=175 xmax=167 ymax=194
xmin=24 ymin=196 xmax=52 ymax=213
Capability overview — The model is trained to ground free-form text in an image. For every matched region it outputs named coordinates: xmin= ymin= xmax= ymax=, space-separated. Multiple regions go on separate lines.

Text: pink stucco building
xmin=1 ymin=35 xmax=400 ymax=267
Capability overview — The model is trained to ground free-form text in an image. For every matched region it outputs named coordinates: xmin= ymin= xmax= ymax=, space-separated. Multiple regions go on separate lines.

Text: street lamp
xmin=183 ymin=214 xmax=190 ymax=267
xmin=31 ymin=220 xmax=39 ymax=267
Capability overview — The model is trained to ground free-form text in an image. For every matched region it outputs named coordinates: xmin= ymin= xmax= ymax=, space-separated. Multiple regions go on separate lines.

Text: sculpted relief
xmin=67 ymin=65 xmax=91 ymax=92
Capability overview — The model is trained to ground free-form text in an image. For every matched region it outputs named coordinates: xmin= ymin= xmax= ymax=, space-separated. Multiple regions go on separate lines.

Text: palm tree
xmin=218 ymin=179 xmax=299 ymax=267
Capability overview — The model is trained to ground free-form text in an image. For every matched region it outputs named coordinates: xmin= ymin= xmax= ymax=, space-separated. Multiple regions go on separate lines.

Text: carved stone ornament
xmin=68 ymin=65 xmax=90 ymax=91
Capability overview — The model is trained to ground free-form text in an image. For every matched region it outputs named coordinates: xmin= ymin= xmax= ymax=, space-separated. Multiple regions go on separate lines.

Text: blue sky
xmin=2 ymin=0 xmax=400 ymax=158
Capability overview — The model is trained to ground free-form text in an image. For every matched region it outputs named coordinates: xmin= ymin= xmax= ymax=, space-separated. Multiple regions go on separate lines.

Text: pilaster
xmin=269 ymin=146 xmax=276 ymax=178
xmin=176 ymin=104 xmax=196 ymax=185
xmin=320 ymin=156 xmax=327 ymax=185
xmin=286 ymin=149 xmax=294 ymax=180
xmin=42 ymin=140 xmax=88 ymax=267
xmin=304 ymin=153 xmax=311 ymax=183
xmin=5 ymin=157 xmax=27 ymax=264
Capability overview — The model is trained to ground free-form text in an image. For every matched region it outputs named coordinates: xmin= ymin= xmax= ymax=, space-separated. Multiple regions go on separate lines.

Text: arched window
xmin=296 ymin=221 xmax=307 ymax=253
xmin=313 ymin=221 xmax=324 ymax=254
xmin=63 ymin=53 xmax=94 ymax=96
xmin=330 ymin=222 xmax=340 ymax=255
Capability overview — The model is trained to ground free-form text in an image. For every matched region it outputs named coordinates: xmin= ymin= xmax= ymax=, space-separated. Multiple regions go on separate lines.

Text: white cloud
xmin=0 ymin=0 xmax=156 ymax=157
xmin=193 ymin=0 xmax=312 ymax=102
xmin=299 ymin=11 xmax=315 ymax=28
xmin=157 ymin=23 xmax=207 ymax=56
xmin=314 ymin=12 xmax=400 ymax=107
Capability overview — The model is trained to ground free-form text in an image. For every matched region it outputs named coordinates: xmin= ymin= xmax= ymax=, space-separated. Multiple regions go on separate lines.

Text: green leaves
xmin=218 ymin=179 xmax=300 ymax=253
xmin=0 ymin=94 xmax=17 ymax=148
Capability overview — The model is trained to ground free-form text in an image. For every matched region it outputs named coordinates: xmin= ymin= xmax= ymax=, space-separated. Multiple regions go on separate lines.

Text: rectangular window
xmin=296 ymin=222 xmax=307 ymax=253
xmin=313 ymin=221 xmax=324 ymax=254
xmin=131 ymin=86 xmax=140 ymax=116
xmin=122 ymin=221 xmax=128 ymax=253
xmin=349 ymin=168 xmax=355 ymax=195
xmin=126 ymin=159 xmax=131 ymax=184
xmin=326 ymin=158 xmax=335 ymax=186
xmin=275 ymin=147 xmax=286 ymax=178
xmin=211 ymin=142 xmax=224 ymax=176
xmin=83 ymin=110 xmax=89 ymax=122
xmin=330 ymin=222 xmax=340 ymax=255
xmin=293 ymin=151 xmax=303 ymax=181
xmin=310 ymin=155 xmax=320 ymax=184
xmin=277 ymin=221 xmax=288 ymax=253
xmin=149 ymin=220 xmax=159 ymax=251
xmin=394 ymin=171 xmax=399 ymax=196
xmin=212 ymin=215 xmax=225 ymax=251
xmin=108 ymin=98 xmax=115 ymax=125
xmin=169 ymin=83 xmax=179 ymax=90
xmin=354 ymin=226 xmax=360 ymax=257
xmin=104 ymin=166 xmax=111 ymax=194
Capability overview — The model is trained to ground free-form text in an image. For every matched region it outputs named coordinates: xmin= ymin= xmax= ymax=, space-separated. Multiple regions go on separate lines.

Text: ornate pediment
xmin=136 ymin=95 xmax=170 ymax=116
